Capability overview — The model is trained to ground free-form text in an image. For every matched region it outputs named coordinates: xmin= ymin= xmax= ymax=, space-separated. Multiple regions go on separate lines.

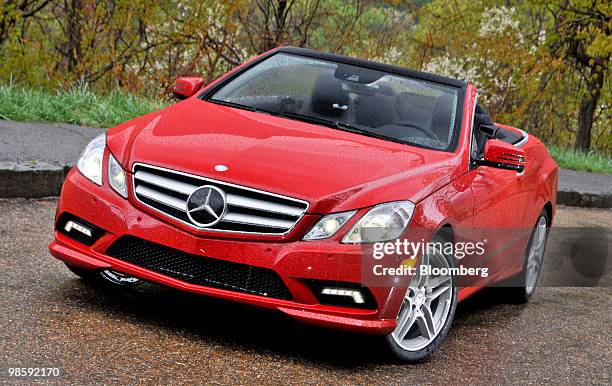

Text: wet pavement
xmin=0 ymin=199 xmax=610 ymax=384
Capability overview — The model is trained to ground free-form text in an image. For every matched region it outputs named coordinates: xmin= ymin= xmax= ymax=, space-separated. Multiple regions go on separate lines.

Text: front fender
xmin=410 ymin=172 xmax=475 ymax=233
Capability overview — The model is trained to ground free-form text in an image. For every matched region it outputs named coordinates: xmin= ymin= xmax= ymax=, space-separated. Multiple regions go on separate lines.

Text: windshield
xmin=207 ymin=53 xmax=460 ymax=151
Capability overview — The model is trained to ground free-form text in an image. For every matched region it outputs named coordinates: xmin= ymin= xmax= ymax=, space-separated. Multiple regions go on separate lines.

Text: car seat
xmin=430 ymin=93 xmax=455 ymax=144
xmin=473 ymin=104 xmax=494 ymax=158
xmin=311 ymin=74 xmax=350 ymax=119
xmin=354 ymin=84 xmax=397 ymax=128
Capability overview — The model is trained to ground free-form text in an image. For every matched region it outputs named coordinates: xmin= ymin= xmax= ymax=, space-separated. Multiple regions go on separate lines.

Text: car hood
xmin=107 ymin=98 xmax=464 ymax=212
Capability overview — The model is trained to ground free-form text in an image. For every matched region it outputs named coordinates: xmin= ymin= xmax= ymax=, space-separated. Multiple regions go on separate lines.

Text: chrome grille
xmin=132 ymin=164 xmax=309 ymax=235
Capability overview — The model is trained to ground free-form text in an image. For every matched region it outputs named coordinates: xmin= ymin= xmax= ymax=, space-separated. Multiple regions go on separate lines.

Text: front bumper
xmin=49 ymin=168 xmax=423 ymax=334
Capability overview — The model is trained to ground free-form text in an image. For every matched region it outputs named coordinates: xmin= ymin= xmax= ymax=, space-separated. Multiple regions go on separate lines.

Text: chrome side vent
xmin=132 ymin=164 xmax=309 ymax=235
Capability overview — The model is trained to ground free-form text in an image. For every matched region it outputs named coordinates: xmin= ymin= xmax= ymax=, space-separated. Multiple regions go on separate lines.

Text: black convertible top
xmin=279 ymin=46 xmax=467 ymax=89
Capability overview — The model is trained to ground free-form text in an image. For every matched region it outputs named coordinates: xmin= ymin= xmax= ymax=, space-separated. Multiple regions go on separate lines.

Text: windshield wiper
xmin=211 ymin=102 xmax=404 ymax=145
xmin=210 ymin=100 xmax=338 ymax=129
xmin=334 ymin=122 xmax=393 ymax=142
xmin=273 ymin=110 xmax=346 ymax=130
xmin=275 ymin=111 xmax=402 ymax=144
xmin=209 ymin=98 xmax=261 ymax=113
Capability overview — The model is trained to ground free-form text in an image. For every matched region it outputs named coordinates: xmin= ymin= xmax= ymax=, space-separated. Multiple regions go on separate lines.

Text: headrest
xmin=431 ymin=93 xmax=455 ymax=143
xmin=474 ymin=112 xmax=494 ymax=126
xmin=355 ymin=92 xmax=397 ymax=128
xmin=475 ymin=103 xmax=488 ymax=115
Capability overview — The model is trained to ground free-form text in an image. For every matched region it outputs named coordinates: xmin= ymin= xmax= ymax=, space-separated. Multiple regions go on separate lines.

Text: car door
xmin=468 ymin=108 xmax=531 ymax=280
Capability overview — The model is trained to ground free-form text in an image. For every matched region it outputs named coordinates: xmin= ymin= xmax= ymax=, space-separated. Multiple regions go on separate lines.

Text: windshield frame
xmin=199 ymin=48 xmax=466 ymax=153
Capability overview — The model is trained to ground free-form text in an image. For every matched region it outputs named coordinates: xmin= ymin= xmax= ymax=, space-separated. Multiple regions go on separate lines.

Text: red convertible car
xmin=49 ymin=47 xmax=557 ymax=361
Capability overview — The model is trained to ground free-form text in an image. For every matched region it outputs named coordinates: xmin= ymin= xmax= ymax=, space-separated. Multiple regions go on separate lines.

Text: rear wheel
xmin=385 ymin=237 xmax=458 ymax=362
xmin=501 ymin=210 xmax=549 ymax=303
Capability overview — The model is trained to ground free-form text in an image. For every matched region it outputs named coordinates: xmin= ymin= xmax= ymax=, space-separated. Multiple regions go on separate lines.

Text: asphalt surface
xmin=0 ymin=121 xmax=101 ymax=198
xmin=557 ymin=169 xmax=612 ymax=208
xmin=0 ymin=120 xmax=100 ymax=165
xmin=0 ymin=200 xmax=610 ymax=384
xmin=558 ymin=169 xmax=612 ymax=198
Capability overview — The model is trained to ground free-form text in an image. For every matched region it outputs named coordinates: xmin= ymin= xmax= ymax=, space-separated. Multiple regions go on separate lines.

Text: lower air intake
xmin=106 ymin=236 xmax=293 ymax=300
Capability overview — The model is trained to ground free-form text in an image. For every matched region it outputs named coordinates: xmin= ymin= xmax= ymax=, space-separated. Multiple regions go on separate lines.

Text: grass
xmin=0 ymin=82 xmax=168 ymax=128
xmin=0 ymin=83 xmax=609 ymax=173
xmin=548 ymin=146 xmax=611 ymax=174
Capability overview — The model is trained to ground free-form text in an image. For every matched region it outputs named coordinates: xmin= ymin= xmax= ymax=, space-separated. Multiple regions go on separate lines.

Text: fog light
xmin=321 ymin=287 xmax=365 ymax=304
xmin=56 ymin=213 xmax=104 ymax=246
xmin=64 ymin=220 xmax=92 ymax=237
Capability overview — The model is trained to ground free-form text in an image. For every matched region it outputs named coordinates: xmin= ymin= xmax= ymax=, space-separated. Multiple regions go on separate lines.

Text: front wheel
xmin=65 ymin=263 xmax=143 ymax=287
xmin=65 ymin=263 xmax=98 ymax=281
xmin=384 ymin=238 xmax=458 ymax=362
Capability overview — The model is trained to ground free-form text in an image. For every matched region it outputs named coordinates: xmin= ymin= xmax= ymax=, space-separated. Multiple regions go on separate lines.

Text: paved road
xmin=0 ymin=200 xmax=610 ymax=384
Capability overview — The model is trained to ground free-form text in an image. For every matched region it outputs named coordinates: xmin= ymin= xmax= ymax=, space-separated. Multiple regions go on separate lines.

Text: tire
xmin=64 ymin=263 xmax=143 ymax=288
xmin=384 ymin=236 xmax=458 ymax=362
xmin=98 ymin=269 xmax=144 ymax=287
xmin=65 ymin=263 xmax=98 ymax=281
xmin=500 ymin=209 xmax=549 ymax=304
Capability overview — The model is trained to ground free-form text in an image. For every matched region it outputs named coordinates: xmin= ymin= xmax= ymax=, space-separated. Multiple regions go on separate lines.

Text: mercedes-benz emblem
xmin=186 ymin=185 xmax=227 ymax=227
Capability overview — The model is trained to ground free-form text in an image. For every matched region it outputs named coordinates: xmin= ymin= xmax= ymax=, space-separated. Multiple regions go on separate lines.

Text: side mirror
xmin=172 ymin=77 xmax=205 ymax=100
xmin=478 ymin=139 xmax=525 ymax=172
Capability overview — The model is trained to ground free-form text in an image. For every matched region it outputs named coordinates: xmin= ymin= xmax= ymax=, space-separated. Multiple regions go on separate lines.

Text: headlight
xmin=108 ymin=153 xmax=128 ymax=198
xmin=302 ymin=211 xmax=356 ymax=240
xmin=342 ymin=201 xmax=415 ymax=243
xmin=76 ymin=133 xmax=105 ymax=185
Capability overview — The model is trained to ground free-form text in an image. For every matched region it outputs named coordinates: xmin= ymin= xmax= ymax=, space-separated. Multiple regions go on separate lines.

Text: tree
xmin=0 ymin=0 xmax=608 ymax=154
xmin=235 ymin=0 xmax=345 ymax=53
xmin=0 ymin=0 xmax=50 ymax=46
xmin=412 ymin=0 xmax=610 ymax=153
xmin=548 ymin=0 xmax=610 ymax=151
xmin=52 ymin=0 xmax=83 ymax=74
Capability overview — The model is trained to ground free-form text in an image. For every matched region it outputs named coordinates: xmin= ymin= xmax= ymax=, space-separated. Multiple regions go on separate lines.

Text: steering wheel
xmin=394 ymin=121 xmax=440 ymax=141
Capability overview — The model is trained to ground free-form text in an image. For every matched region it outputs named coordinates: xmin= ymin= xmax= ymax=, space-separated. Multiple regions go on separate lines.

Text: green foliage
xmin=411 ymin=0 xmax=610 ymax=154
xmin=0 ymin=82 xmax=168 ymax=128
xmin=0 ymin=0 xmax=609 ymax=157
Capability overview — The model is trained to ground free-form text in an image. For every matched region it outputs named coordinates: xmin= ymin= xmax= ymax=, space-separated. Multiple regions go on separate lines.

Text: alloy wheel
xmin=391 ymin=251 xmax=453 ymax=351
xmin=525 ymin=216 xmax=547 ymax=295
